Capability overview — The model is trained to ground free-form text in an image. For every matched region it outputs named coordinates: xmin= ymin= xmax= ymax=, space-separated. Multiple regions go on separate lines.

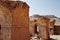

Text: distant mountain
xmin=30 ymin=14 xmax=57 ymax=18
xmin=44 ymin=15 xmax=57 ymax=18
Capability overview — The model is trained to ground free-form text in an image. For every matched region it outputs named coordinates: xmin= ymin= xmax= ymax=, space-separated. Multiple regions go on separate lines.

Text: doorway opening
xmin=34 ymin=24 xmax=39 ymax=34
xmin=34 ymin=24 xmax=37 ymax=34
xmin=0 ymin=25 xmax=1 ymax=40
xmin=0 ymin=25 xmax=1 ymax=30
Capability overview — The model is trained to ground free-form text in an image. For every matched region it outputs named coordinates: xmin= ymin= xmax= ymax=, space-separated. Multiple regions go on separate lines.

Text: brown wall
xmin=29 ymin=17 xmax=50 ymax=40
xmin=12 ymin=2 xmax=30 ymax=40
xmin=0 ymin=1 xmax=30 ymax=40
xmin=38 ymin=17 xmax=50 ymax=40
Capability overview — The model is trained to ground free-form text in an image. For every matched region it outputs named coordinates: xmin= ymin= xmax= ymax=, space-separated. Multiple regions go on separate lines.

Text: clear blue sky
xmin=24 ymin=0 xmax=60 ymax=18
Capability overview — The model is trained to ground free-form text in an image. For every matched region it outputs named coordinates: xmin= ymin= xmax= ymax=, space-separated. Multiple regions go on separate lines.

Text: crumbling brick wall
xmin=0 ymin=1 xmax=30 ymax=40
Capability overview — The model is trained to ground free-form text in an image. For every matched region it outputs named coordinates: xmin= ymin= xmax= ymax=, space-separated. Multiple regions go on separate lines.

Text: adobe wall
xmin=0 ymin=1 xmax=30 ymax=40
xmin=29 ymin=17 xmax=50 ymax=40
xmin=0 ymin=4 xmax=12 ymax=40
xmin=38 ymin=17 xmax=50 ymax=40
xmin=11 ymin=1 xmax=30 ymax=40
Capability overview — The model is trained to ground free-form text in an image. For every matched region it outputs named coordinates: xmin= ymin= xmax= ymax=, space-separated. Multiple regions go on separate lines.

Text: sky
xmin=23 ymin=0 xmax=60 ymax=18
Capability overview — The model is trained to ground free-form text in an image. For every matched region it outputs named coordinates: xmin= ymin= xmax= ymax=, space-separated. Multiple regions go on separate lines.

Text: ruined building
xmin=0 ymin=0 xmax=30 ymax=40
xmin=29 ymin=15 xmax=56 ymax=40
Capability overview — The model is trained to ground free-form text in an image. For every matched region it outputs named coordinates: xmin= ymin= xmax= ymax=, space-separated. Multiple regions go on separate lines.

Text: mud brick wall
xmin=0 ymin=1 xmax=30 ymax=40
xmin=29 ymin=17 xmax=50 ymax=40
xmin=49 ymin=20 xmax=55 ymax=35
xmin=0 ymin=4 xmax=12 ymax=40
xmin=11 ymin=1 xmax=30 ymax=40
xmin=38 ymin=17 xmax=50 ymax=40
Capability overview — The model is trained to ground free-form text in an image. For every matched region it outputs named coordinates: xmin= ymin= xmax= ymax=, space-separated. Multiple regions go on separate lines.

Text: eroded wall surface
xmin=0 ymin=1 xmax=30 ymax=40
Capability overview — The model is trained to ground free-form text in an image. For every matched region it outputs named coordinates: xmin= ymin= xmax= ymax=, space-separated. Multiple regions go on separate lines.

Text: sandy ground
xmin=50 ymin=35 xmax=60 ymax=40
xmin=30 ymin=34 xmax=60 ymax=40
